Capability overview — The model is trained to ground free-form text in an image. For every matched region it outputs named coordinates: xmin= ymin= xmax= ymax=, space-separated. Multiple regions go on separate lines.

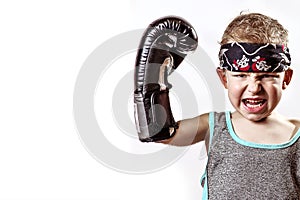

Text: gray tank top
xmin=201 ymin=111 xmax=300 ymax=199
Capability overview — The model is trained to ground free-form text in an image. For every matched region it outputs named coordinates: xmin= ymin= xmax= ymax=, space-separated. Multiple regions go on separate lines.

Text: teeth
xmin=246 ymin=100 xmax=263 ymax=104
xmin=246 ymin=103 xmax=263 ymax=108
xmin=244 ymin=99 xmax=265 ymax=108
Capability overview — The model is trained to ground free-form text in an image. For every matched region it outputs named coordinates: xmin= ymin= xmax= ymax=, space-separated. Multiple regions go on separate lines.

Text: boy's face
xmin=216 ymin=69 xmax=293 ymax=121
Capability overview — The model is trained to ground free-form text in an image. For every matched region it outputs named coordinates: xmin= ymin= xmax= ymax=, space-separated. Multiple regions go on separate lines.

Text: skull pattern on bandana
xmin=219 ymin=42 xmax=291 ymax=72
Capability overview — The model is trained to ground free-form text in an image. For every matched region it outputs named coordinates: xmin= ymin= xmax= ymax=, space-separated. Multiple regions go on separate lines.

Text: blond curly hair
xmin=220 ymin=12 xmax=288 ymax=46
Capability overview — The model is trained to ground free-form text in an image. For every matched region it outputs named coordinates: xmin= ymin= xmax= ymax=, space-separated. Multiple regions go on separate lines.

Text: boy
xmin=134 ymin=13 xmax=300 ymax=199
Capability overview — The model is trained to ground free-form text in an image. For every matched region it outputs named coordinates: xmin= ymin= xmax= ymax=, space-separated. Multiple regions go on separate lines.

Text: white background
xmin=1 ymin=0 xmax=300 ymax=199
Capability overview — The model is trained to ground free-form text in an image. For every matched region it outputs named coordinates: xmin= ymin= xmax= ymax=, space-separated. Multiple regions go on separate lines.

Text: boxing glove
xmin=134 ymin=16 xmax=198 ymax=142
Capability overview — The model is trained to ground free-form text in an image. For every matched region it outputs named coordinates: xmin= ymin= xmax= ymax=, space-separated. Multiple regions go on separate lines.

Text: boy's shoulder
xmin=289 ymin=118 xmax=300 ymax=128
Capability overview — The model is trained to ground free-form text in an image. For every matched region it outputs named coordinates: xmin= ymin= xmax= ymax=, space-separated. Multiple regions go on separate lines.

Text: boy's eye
xmin=262 ymin=75 xmax=272 ymax=78
xmin=260 ymin=74 xmax=280 ymax=79
xmin=233 ymin=74 xmax=247 ymax=78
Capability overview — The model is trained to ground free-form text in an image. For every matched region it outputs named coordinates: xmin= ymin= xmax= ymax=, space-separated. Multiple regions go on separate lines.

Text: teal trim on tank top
xmin=225 ymin=111 xmax=300 ymax=149
xmin=208 ymin=112 xmax=215 ymax=151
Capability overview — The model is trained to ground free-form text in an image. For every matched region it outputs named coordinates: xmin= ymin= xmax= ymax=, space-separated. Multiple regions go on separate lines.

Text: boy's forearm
xmin=158 ymin=114 xmax=209 ymax=146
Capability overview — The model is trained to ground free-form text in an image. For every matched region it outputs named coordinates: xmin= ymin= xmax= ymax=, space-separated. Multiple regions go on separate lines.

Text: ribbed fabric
xmin=202 ymin=111 xmax=300 ymax=199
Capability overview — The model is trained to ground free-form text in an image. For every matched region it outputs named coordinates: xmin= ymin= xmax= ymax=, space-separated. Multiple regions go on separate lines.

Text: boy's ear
xmin=216 ymin=68 xmax=228 ymax=89
xmin=283 ymin=68 xmax=293 ymax=89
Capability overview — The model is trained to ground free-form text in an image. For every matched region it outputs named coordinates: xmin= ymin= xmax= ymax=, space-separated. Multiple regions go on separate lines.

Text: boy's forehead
xmin=227 ymin=70 xmax=283 ymax=75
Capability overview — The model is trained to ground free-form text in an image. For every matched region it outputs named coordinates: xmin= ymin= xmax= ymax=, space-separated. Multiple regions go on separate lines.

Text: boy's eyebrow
xmin=256 ymin=73 xmax=280 ymax=77
xmin=229 ymin=72 xmax=281 ymax=78
xmin=255 ymin=72 xmax=281 ymax=76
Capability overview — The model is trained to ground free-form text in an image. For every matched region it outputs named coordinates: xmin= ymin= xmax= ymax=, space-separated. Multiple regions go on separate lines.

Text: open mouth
xmin=242 ymin=99 xmax=266 ymax=110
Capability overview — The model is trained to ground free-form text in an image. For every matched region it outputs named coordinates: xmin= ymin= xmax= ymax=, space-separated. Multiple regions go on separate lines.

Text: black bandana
xmin=219 ymin=42 xmax=291 ymax=72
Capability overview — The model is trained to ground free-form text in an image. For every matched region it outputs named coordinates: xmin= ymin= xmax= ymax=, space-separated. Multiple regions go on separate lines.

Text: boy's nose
xmin=247 ymin=81 xmax=261 ymax=94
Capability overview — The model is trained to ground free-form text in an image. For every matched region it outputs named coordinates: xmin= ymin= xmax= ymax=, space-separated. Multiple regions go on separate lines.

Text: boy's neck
xmin=231 ymin=111 xmax=297 ymax=144
xmin=232 ymin=110 xmax=279 ymax=124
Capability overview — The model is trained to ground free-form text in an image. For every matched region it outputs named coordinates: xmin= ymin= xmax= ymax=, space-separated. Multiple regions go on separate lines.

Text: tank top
xmin=201 ymin=111 xmax=300 ymax=199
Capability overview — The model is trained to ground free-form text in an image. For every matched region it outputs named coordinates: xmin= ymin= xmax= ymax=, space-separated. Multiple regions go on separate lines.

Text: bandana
xmin=218 ymin=42 xmax=291 ymax=72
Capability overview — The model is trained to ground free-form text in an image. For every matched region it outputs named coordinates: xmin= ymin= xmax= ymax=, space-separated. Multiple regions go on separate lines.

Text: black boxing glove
xmin=134 ymin=16 xmax=198 ymax=142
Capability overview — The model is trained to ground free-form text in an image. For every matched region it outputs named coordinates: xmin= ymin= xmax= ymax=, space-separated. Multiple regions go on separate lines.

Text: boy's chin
xmin=239 ymin=111 xmax=270 ymax=122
